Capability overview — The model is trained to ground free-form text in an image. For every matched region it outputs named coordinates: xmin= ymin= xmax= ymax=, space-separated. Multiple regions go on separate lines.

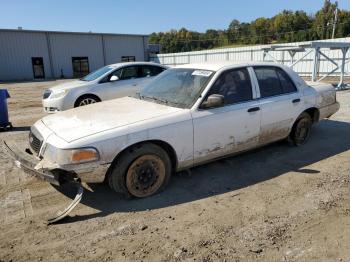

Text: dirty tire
xmin=290 ymin=112 xmax=312 ymax=146
xmin=75 ymin=95 xmax=100 ymax=107
xmin=108 ymin=143 xmax=172 ymax=198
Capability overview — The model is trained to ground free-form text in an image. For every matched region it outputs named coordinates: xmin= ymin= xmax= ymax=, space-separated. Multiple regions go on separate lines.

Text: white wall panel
xmin=0 ymin=29 xmax=148 ymax=80
xmin=150 ymin=37 xmax=350 ymax=78
xmin=49 ymin=33 xmax=104 ymax=78
xmin=0 ymin=31 xmax=51 ymax=80
xmin=104 ymin=35 xmax=146 ymax=65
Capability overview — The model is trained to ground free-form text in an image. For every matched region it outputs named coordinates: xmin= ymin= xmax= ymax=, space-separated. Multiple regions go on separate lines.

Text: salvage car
xmin=42 ymin=62 xmax=167 ymax=113
xmin=5 ymin=62 xmax=340 ymax=223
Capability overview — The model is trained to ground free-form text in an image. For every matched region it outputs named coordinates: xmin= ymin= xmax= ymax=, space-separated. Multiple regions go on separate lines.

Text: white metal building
xmin=0 ymin=28 xmax=149 ymax=81
xmin=150 ymin=37 xmax=350 ymax=78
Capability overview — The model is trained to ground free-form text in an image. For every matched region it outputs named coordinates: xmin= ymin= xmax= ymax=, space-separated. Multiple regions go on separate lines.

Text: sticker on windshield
xmin=192 ymin=70 xmax=213 ymax=77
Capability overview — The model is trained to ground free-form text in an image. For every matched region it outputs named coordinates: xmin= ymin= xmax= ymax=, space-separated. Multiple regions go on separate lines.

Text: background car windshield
xmin=81 ymin=66 xmax=113 ymax=81
xmin=140 ymin=68 xmax=214 ymax=108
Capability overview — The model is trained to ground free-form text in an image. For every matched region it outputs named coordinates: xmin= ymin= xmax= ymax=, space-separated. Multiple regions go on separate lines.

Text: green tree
xmin=250 ymin=17 xmax=271 ymax=44
xmin=335 ymin=9 xmax=350 ymax=37
xmin=313 ymin=0 xmax=338 ymax=39
xmin=148 ymin=0 xmax=349 ymax=54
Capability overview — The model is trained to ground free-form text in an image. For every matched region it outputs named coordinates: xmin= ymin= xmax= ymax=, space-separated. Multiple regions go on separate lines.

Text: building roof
xmin=0 ymin=28 xmax=148 ymax=37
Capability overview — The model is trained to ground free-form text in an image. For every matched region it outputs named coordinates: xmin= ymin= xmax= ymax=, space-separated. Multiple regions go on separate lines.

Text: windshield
xmin=81 ymin=66 xmax=114 ymax=81
xmin=139 ymin=68 xmax=214 ymax=108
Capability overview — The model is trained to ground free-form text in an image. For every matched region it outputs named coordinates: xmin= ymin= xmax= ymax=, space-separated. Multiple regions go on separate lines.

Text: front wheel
xmin=108 ymin=143 xmax=172 ymax=198
xmin=75 ymin=95 xmax=100 ymax=107
xmin=289 ymin=112 xmax=312 ymax=146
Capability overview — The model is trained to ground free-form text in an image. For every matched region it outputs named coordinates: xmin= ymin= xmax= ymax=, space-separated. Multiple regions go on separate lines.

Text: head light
xmin=70 ymin=148 xmax=99 ymax=164
xmin=43 ymin=145 xmax=100 ymax=165
xmin=43 ymin=89 xmax=52 ymax=99
xmin=50 ymin=89 xmax=68 ymax=99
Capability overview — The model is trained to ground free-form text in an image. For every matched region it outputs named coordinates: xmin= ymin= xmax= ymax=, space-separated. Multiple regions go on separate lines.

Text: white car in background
xmin=42 ymin=62 xmax=167 ymax=113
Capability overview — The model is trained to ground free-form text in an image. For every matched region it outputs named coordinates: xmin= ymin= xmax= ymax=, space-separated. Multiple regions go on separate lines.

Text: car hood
xmin=41 ymin=97 xmax=183 ymax=143
xmin=49 ymin=80 xmax=89 ymax=91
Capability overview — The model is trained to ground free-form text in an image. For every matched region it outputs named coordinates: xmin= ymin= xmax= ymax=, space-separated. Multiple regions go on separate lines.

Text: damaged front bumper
xmin=3 ymin=141 xmax=84 ymax=224
xmin=4 ymin=141 xmax=61 ymax=186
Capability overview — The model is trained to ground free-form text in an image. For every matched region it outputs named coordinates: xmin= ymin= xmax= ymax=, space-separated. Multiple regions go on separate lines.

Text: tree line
xmin=149 ymin=0 xmax=350 ymax=53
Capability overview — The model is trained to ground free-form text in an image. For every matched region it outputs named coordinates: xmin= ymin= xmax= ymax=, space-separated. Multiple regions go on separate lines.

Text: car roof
xmin=175 ymin=61 xmax=286 ymax=71
xmin=108 ymin=61 xmax=168 ymax=69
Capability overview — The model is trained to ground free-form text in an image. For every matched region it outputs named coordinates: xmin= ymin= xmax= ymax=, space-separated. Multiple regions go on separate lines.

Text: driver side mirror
xmin=110 ymin=75 xmax=119 ymax=82
xmin=200 ymin=94 xmax=225 ymax=109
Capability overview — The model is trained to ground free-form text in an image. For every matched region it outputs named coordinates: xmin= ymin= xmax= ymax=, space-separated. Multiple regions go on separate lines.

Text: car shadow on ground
xmin=5 ymin=126 xmax=31 ymax=132
xmin=55 ymin=119 xmax=350 ymax=224
xmin=0 ymin=126 xmax=31 ymax=135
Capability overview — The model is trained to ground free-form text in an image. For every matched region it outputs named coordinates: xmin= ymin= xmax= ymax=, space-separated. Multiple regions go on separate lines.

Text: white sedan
xmin=42 ymin=62 xmax=167 ymax=113
xmin=6 ymin=62 xmax=339 ymax=221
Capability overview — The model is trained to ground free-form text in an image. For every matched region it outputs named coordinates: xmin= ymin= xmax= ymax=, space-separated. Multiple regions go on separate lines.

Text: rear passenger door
xmin=253 ymin=66 xmax=302 ymax=144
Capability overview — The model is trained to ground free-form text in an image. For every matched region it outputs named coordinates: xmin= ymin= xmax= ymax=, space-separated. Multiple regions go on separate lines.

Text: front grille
xmin=43 ymin=90 xmax=52 ymax=99
xmin=29 ymin=130 xmax=43 ymax=155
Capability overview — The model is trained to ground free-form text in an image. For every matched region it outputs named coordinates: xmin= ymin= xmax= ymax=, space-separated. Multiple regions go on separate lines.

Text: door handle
xmin=247 ymin=107 xmax=260 ymax=113
xmin=292 ymin=98 xmax=301 ymax=103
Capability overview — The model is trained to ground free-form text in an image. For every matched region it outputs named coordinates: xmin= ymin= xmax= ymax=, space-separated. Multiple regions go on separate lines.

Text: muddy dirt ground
xmin=0 ymin=80 xmax=350 ymax=262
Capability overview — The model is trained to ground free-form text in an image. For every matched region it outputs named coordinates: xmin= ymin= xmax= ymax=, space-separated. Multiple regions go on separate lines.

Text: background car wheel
xmin=75 ymin=95 xmax=101 ymax=107
xmin=290 ymin=112 xmax=312 ymax=146
xmin=108 ymin=143 xmax=172 ymax=198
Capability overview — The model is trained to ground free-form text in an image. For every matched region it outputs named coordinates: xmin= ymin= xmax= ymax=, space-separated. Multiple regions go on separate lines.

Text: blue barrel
xmin=0 ymin=89 xmax=10 ymax=128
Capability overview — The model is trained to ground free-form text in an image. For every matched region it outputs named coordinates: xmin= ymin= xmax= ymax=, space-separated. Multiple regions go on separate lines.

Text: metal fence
xmin=150 ymin=37 xmax=350 ymax=77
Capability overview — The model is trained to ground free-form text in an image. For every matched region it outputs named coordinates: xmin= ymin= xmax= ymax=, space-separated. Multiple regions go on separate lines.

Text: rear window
xmin=141 ymin=66 xmax=165 ymax=77
xmin=254 ymin=67 xmax=297 ymax=98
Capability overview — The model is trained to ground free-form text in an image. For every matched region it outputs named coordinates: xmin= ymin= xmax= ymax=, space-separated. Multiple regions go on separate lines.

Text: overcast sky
xmin=1 ymin=0 xmax=350 ymax=34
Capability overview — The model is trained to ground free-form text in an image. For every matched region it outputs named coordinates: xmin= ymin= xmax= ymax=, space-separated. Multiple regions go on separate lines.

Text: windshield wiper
xmin=141 ymin=95 xmax=169 ymax=104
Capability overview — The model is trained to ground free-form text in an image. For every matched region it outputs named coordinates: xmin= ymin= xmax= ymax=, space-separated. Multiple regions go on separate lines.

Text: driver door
xmin=191 ymin=67 xmax=261 ymax=164
xmin=98 ymin=66 xmax=141 ymax=100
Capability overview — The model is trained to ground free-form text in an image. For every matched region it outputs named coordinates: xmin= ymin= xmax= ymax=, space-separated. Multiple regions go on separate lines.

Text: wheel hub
xmin=79 ymin=98 xmax=96 ymax=106
xmin=136 ymin=162 xmax=158 ymax=189
xmin=126 ymin=155 xmax=165 ymax=198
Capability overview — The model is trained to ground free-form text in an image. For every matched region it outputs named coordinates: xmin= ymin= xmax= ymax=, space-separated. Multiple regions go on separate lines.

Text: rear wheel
xmin=108 ymin=143 xmax=172 ymax=198
xmin=289 ymin=112 xmax=312 ymax=146
xmin=75 ymin=95 xmax=100 ymax=107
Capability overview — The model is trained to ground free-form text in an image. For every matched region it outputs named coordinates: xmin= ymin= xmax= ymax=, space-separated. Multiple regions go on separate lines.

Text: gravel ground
xmin=0 ymin=80 xmax=350 ymax=262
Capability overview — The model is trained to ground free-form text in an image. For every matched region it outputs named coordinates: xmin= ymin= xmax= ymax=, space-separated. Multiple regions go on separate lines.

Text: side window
xmin=100 ymin=68 xmax=122 ymax=83
xmin=276 ymin=68 xmax=297 ymax=93
xmin=254 ymin=67 xmax=297 ymax=98
xmin=254 ymin=67 xmax=283 ymax=98
xmin=111 ymin=69 xmax=122 ymax=78
xmin=141 ymin=66 xmax=152 ymax=77
xmin=206 ymin=68 xmax=253 ymax=105
xmin=120 ymin=66 xmax=138 ymax=80
xmin=151 ymin=66 xmax=166 ymax=75
xmin=141 ymin=66 xmax=165 ymax=77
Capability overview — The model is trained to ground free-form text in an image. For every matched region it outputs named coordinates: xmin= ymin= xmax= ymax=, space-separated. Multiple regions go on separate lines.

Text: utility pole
xmin=332 ymin=1 xmax=338 ymax=39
